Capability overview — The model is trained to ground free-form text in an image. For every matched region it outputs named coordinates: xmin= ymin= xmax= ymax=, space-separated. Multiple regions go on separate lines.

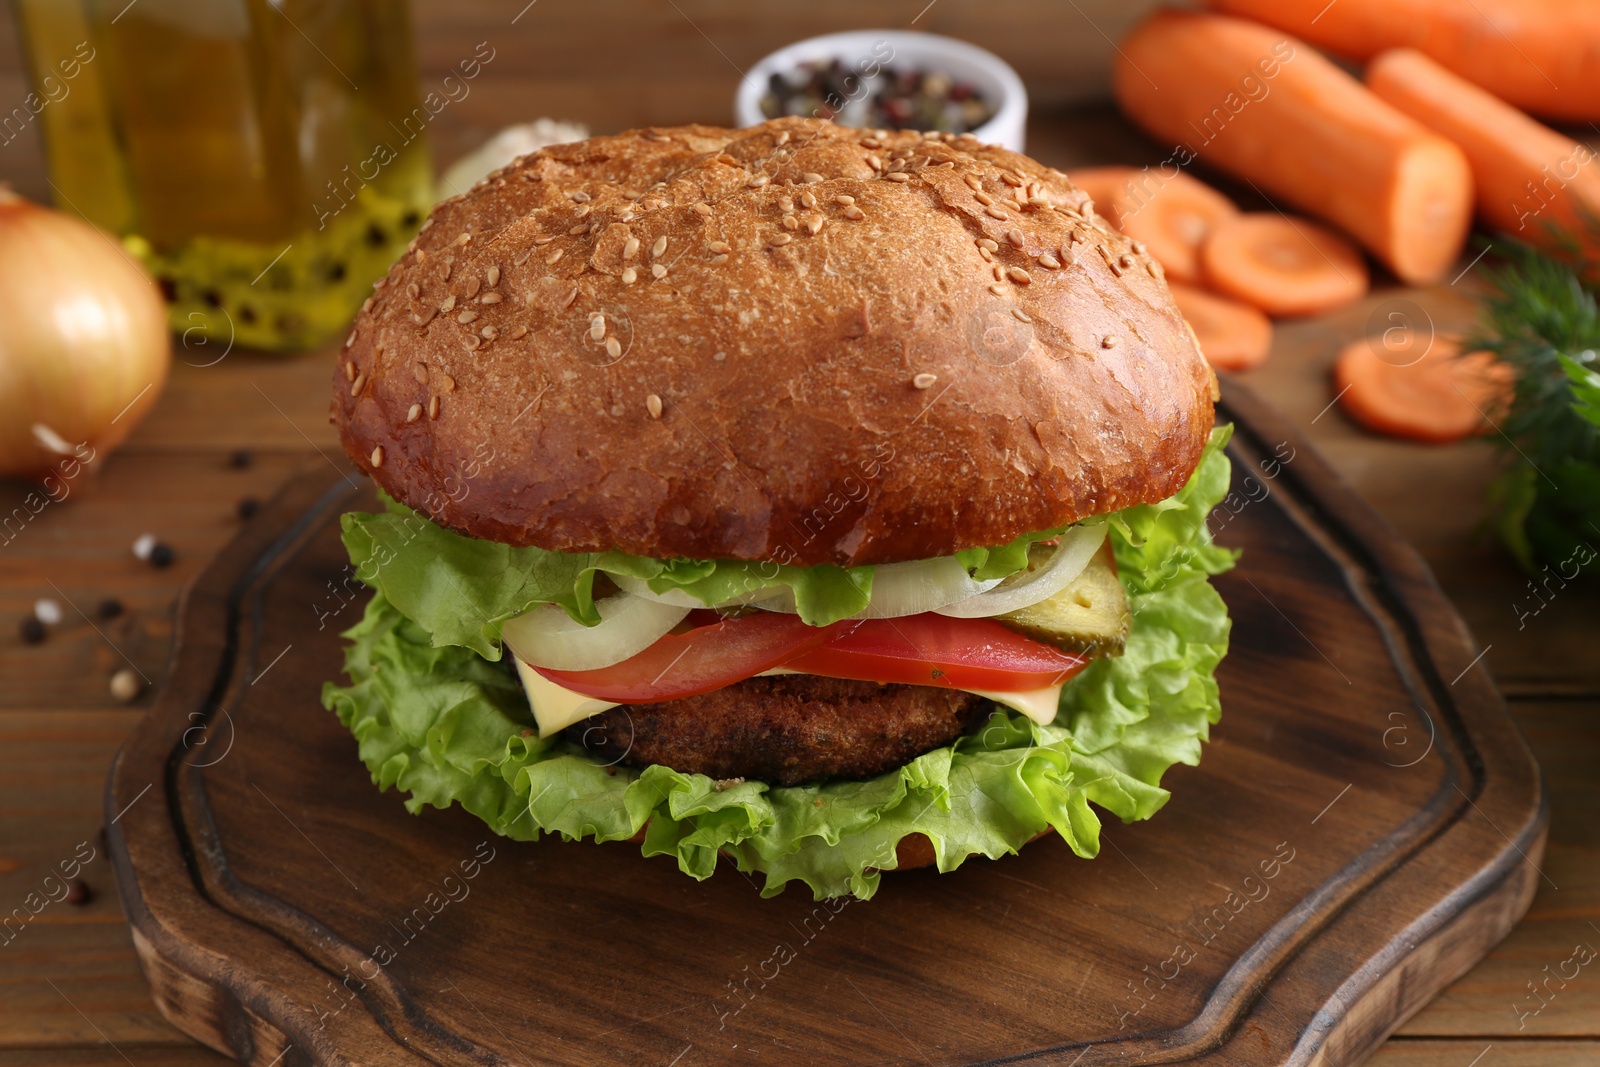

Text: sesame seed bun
xmin=333 ymin=118 xmax=1215 ymax=566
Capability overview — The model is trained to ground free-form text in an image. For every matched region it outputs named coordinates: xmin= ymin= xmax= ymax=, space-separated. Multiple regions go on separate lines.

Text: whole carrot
xmin=1113 ymin=9 xmax=1474 ymax=285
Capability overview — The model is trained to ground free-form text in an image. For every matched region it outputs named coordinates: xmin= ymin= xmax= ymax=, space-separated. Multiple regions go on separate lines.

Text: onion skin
xmin=0 ymin=188 xmax=170 ymax=480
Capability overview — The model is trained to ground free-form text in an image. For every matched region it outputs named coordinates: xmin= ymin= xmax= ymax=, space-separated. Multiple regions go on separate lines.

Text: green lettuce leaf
xmin=323 ymin=426 xmax=1236 ymax=899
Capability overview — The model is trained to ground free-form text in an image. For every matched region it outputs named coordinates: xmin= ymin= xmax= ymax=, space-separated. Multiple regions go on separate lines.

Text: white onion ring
xmin=500 ymin=594 xmax=688 ymax=671
xmin=855 ymin=556 xmax=1003 ymax=618
xmin=935 ymin=524 xmax=1107 ymax=618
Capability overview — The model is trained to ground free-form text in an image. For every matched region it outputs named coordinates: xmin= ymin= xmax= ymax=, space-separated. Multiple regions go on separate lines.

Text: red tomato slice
xmin=534 ymin=611 xmax=836 ymax=703
xmin=786 ymin=615 xmax=1088 ymax=692
xmin=533 ymin=610 xmax=1087 ymax=703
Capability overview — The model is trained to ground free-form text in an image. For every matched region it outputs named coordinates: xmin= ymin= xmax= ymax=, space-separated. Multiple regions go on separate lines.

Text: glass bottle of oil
xmin=11 ymin=0 xmax=433 ymax=351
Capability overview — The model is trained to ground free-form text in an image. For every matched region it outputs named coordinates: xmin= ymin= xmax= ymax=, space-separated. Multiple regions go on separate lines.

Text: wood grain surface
xmin=0 ymin=2 xmax=1596 ymax=1065
xmin=96 ymin=382 xmax=1542 ymax=1067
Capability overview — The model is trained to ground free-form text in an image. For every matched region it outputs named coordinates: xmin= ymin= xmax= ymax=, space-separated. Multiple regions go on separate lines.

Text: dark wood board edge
xmin=103 ymin=382 xmax=1548 ymax=1067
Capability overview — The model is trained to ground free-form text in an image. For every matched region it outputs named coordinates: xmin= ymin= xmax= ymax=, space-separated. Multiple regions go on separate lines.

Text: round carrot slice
xmin=1169 ymin=282 xmax=1272 ymax=372
xmin=1116 ymin=172 xmax=1238 ymax=284
xmin=1334 ymin=332 xmax=1515 ymax=443
xmin=1201 ymin=213 xmax=1370 ymax=317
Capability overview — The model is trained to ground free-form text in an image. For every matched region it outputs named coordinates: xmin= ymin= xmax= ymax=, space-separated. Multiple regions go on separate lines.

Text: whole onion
xmin=0 ymin=187 xmax=170 ymax=480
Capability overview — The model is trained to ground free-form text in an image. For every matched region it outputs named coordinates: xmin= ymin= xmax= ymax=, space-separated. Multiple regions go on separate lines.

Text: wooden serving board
xmin=105 ymin=380 xmax=1545 ymax=1067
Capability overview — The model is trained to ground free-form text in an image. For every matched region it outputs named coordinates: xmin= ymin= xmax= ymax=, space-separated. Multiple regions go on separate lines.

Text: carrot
xmin=1334 ymin=333 xmax=1515 ymax=443
xmin=1367 ymin=49 xmax=1600 ymax=261
xmin=1113 ymin=9 xmax=1474 ymax=285
xmin=1168 ymin=282 xmax=1272 ymax=371
xmin=1200 ymin=213 xmax=1370 ymax=318
xmin=1204 ymin=0 xmax=1600 ymax=122
xmin=1070 ymin=166 xmax=1239 ymax=284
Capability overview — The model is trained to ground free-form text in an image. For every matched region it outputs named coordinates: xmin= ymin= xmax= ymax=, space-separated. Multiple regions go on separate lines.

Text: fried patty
xmin=563 ymin=674 xmax=990 ymax=786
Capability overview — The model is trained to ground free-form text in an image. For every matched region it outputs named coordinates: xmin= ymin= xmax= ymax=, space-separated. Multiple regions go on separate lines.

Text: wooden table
xmin=0 ymin=3 xmax=1595 ymax=1064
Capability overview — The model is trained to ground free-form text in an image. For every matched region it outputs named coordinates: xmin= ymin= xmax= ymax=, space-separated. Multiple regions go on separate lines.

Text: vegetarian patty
xmin=563 ymin=674 xmax=991 ymax=786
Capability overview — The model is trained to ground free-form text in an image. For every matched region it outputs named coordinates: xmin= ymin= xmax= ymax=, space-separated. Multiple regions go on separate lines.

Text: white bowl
xmin=735 ymin=30 xmax=1028 ymax=153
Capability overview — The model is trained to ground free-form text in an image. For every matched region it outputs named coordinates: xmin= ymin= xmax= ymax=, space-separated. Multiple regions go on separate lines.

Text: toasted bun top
xmin=333 ymin=118 xmax=1215 ymax=567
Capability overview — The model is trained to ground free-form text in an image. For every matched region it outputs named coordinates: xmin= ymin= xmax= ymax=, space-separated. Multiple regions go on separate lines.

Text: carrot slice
xmin=1200 ymin=213 xmax=1370 ymax=317
xmin=1168 ymin=282 xmax=1272 ymax=372
xmin=1334 ymin=332 xmax=1514 ymax=443
xmin=1068 ymin=167 xmax=1238 ymax=284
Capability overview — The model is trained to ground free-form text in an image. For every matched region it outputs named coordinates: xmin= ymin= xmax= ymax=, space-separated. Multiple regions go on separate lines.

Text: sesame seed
xmin=458 ymin=309 xmax=478 ymax=323
xmin=568 ymin=223 xmax=588 ymax=235
xmin=1063 ymin=242 xmax=1079 ymax=265
xmin=866 ymin=154 xmax=882 ymax=171
xmin=1148 ymin=261 xmax=1162 ymax=278
xmin=412 ymin=362 xmax=427 ymax=383
xmin=985 ymin=206 xmax=1008 ymax=221
xmin=546 ymin=248 xmax=564 ymax=265
xmin=708 ymin=240 xmax=731 ymax=254
xmin=807 ymin=215 xmax=825 ymax=235
xmin=571 ymin=190 xmax=591 ymax=203
xmin=711 ymin=254 xmax=729 ymax=265
xmin=428 ymin=395 xmax=440 ymax=419
xmin=770 ymin=233 xmax=793 ymax=246
xmin=989 ymin=283 xmax=1007 ymax=296
xmin=442 ymin=375 xmax=456 ymax=392
xmin=481 ymin=325 xmax=498 ymax=340
xmin=370 ymin=446 xmax=384 ymax=467
xmin=973 ymin=192 xmax=993 ymax=205
xmin=1038 ymin=253 xmax=1061 ymax=269
xmin=717 ymin=153 xmax=738 ymax=167
xmin=651 ymin=235 xmax=668 ymax=259
xmin=344 ymin=360 xmax=357 ymax=382
xmin=693 ymin=202 xmax=713 ymax=216
xmin=622 ymin=266 xmax=638 ymax=283
xmin=747 ymin=174 xmax=769 ymax=187
xmin=420 ymin=217 xmax=434 ymax=231
xmin=350 ymin=373 xmax=365 ymax=395
xmin=465 ymin=333 xmax=480 ymax=351
xmin=1028 ymin=196 xmax=1050 ymax=208
xmin=440 ymin=294 xmax=456 ymax=313
xmin=645 ymin=393 xmax=663 ymax=418
xmin=835 ymin=195 xmax=855 ymax=206
xmin=978 ymin=247 xmax=992 ymax=262
xmin=1000 ymin=171 xmax=1024 ymax=187
xmin=590 ymin=315 xmax=606 ymax=341
xmin=802 ymin=172 xmax=824 ymax=183
xmin=860 ymin=137 xmax=882 ymax=149
xmin=776 ymin=130 xmax=791 ymax=146
xmin=978 ymin=238 xmax=999 ymax=252
xmin=1008 ymin=267 xmax=1032 ymax=285
xmin=605 ymin=336 xmax=622 ymax=358
xmin=406 ymin=403 xmax=422 ymax=422
xmin=652 ymin=263 xmax=667 ymax=279
xmin=563 ymin=286 xmax=579 ymax=307
xmin=623 ymin=236 xmax=640 ymax=259
xmin=993 ymin=264 xmax=1006 ymax=282
xmin=842 ymin=206 xmax=865 ymax=220
xmin=782 ymin=214 xmax=799 ymax=231
xmin=511 ymin=325 xmax=528 ymax=339
xmin=1012 ymin=308 xmax=1032 ymax=323
xmin=1006 ymin=228 xmax=1026 ymax=248
xmin=886 ymin=172 xmax=911 ymax=183
xmin=574 ymin=204 xmax=592 ymax=218
xmin=534 ymin=234 xmax=558 ymax=245
xmin=1102 ymin=334 xmax=1118 ymax=349
xmin=441 ymin=261 xmax=452 ymax=280
xmin=465 ymin=275 xmax=482 ymax=298
xmin=481 ymin=292 xmax=503 ymax=304
xmin=405 ymin=282 xmax=420 ymax=299
xmin=1119 ymin=253 xmax=1135 ymax=270
xmin=454 ymin=232 xmax=472 ymax=246
xmin=912 ymin=372 xmax=937 ymax=389
xmin=799 ymin=191 xmax=817 ymax=209
xmin=779 ymin=196 xmax=795 ymax=213
xmin=486 ymin=265 xmax=500 ymax=287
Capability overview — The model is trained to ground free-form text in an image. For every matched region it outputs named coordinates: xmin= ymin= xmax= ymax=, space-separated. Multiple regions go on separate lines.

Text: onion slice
xmin=855 ymin=556 xmax=1003 ymax=618
xmin=500 ymin=595 xmax=688 ymax=671
xmin=935 ymin=525 xmax=1107 ymax=618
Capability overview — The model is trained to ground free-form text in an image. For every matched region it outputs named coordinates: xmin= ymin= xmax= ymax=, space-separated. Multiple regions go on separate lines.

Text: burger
xmin=323 ymin=117 xmax=1235 ymax=900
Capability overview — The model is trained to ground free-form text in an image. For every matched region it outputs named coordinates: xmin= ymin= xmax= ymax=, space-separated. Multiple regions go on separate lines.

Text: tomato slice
xmin=534 ymin=611 xmax=837 ymax=703
xmin=533 ymin=609 xmax=1087 ymax=703
xmin=785 ymin=615 xmax=1088 ymax=692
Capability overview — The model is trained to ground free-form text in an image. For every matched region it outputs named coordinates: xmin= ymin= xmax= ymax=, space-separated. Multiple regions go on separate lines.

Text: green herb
xmin=1471 ymin=238 xmax=1600 ymax=575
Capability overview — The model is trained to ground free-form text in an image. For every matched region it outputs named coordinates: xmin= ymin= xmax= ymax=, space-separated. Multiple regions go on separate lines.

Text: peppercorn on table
xmin=0 ymin=2 xmax=1597 ymax=1065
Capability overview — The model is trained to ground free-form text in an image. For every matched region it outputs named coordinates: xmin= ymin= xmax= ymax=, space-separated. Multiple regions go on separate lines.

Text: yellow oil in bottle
xmin=12 ymin=0 xmax=433 ymax=350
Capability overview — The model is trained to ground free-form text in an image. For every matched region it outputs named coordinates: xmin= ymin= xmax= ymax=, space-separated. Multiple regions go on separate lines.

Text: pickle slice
xmin=995 ymin=541 xmax=1130 ymax=657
